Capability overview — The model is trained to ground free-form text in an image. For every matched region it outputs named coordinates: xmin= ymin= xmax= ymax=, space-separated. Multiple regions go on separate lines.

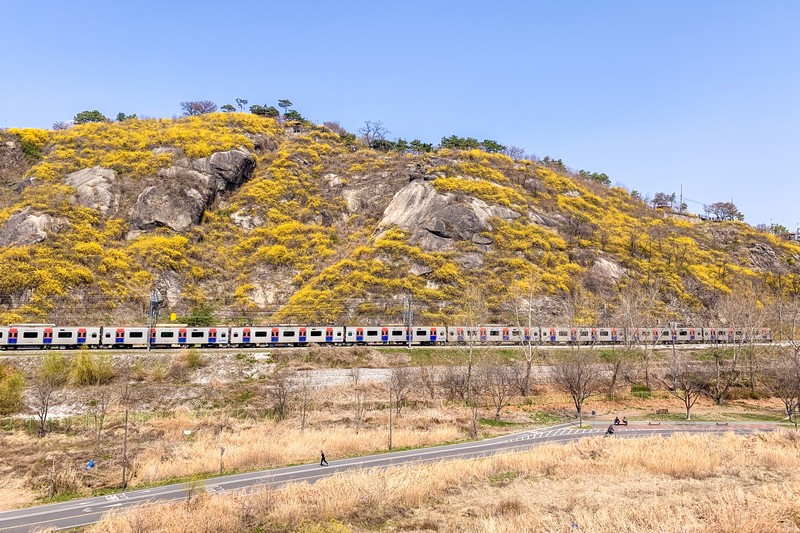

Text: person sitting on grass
xmin=614 ymin=416 xmax=620 ymax=425
xmin=622 ymin=417 xmax=628 ymax=426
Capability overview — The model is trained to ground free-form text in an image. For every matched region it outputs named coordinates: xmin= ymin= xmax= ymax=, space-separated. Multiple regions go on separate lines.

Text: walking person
xmin=320 ymin=450 xmax=328 ymax=466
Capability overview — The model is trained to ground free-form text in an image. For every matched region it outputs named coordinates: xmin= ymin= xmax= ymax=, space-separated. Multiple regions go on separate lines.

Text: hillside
xmin=1 ymin=114 xmax=799 ymax=326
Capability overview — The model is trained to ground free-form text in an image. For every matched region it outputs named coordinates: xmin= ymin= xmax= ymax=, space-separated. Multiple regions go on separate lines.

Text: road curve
xmin=0 ymin=421 xmax=781 ymax=532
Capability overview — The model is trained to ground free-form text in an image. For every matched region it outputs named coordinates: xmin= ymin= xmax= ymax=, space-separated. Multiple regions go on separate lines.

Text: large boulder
xmin=378 ymin=180 xmax=521 ymax=251
xmin=66 ymin=166 xmax=119 ymax=215
xmin=191 ymin=149 xmax=256 ymax=192
xmin=128 ymin=185 xmax=206 ymax=232
xmin=0 ymin=207 xmax=65 ymax=246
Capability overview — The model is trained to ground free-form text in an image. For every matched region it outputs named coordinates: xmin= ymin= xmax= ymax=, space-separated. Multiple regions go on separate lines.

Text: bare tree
xmin=389 ymin=366 xmax=415 ymax=415
xmin=180 ymin=100 xmax=218 ymax=116
xmin=478 ymin=363 xmax=517 ymax=421
xmin=439 ymin=365 xmax=467 ymax=402
xmin=297 ymin=373 xmax=313 ymax=431
xmin=701 ymin=348 xmax=740 ymax=405
xmin=350 ymin=367 xmax=367 ymax=433
xmin=52 ymin=121 xmax=71 ymax=130
xmin=612 ymin=280 xmax=663 ymax=387
xmin=358 ymin=120 xmax=389 ymax=147
xmin=266 ymin=368 xmax=296 ymax=421
xmin=599 ymin=348 xmax=635 ymax=399
xmin=86 ymin=385 xmax=112 ymax=448
xmin=762 ymin=347 xmax=800 ymax=423
xmin=551 ymin=351 xmax=604 ymax=426
xmin=417 ymin=366 xmax=437 ymax=400
xmin=506 ymin=271 xmax=546 ymax=396
xmin=235 ymin=98 xmax=248 ymax=112
xmin=503 ymin=146 xmax=527 ymax=161
xmin=32 ymin=352 xmax=68 ymax=436
xmin=660 ymin=354 xmax=707 ymax=420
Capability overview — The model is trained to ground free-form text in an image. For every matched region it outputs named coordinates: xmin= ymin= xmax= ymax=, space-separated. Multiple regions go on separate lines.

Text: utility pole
xmin=121 ymin=401 xmax=128 ymax=491
xmin=147 ymin=289 xmax=162 ymax=352
xmin=388 ymin=385 xmax=393 ymax=450
xmin=403 ymin=295 xmax=413 ymax=349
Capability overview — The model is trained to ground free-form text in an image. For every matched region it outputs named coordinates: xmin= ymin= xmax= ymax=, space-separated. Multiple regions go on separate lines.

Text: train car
xmin=0 ymin=324 xmax=101 ymax=348
xmin=102 ymin=326 xmax=150 ymax=348
xmin=49 ymin=326 xmax=102 ymax=348
xmin=148 ymin=327 xmax=228 ymax=348
xmin=230 ymin=326 xmax=344 ymax=346
xmin=344 ymin=325 xmax=410 ymax=345
xmin=675 ymin=327 xmax=701 ymax=343
xmin=352 ymin=325 xmax=443 ymax=345
xmin=542 ymin=327 xmax=572 ymax=344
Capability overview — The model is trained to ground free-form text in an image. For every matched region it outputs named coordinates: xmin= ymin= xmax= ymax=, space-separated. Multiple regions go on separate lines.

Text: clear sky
xmin=1 ymin=1 xmax=798 ymax=229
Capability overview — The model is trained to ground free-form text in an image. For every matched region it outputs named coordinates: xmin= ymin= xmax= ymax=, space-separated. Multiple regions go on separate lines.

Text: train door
xmin=549 ymin=328 xmax=556 ymax=342
xmin=43 ymin=328 xmax=53 ymax=345
xmin=271 ymin=328 xmax=279 ymax=343
xmin=591 ymin=328 xmax=598 ymax=342
xmin=243 ymin=328 xmax=251 ymax=343
xmin=115 ymin=328 xmax=125 ymax=344
xmin=179 ymin=328 xmax=187 ymax=344
xmin=611 ymin=328 xmax=618 ymax=342
xmin=77 ymin=328 xmax=87 ymax=345
xmin=8 ymin=328 xmax=17 ymax=345
xmin=502 ymin=327 xmax=510 ymax=342
xmin=149 ymin=328 xmax=156 ymax=345
xmin=430 ymin=327 xmax=438 ymax=342
xmin=381 ymin=327 xmax=389 ymax=343
xmin=480 ymin=327 xmax=487 ymax=342
xmin=570 ymin=328 xmax=577 ymax=343
xmin=299 ymin=327 xmax=307 ymax=343
xmin=325 ymin=327 xmax=333 ymax=343
xmin=209 ymin=328 xmax=217 ymax=343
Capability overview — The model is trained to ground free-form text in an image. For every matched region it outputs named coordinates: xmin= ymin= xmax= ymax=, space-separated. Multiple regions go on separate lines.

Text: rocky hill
xmin=1 ymin=114 xmax=798 ymax=326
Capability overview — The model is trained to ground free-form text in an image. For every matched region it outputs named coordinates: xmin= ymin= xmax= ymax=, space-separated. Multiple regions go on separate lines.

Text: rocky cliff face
xmin=379 ymin=179 xmax=520 ymax=251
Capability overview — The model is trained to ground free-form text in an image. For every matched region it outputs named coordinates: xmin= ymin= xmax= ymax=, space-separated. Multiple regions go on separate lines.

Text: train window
xmin=255 ymin=331 xmax=268 ymax=337
xmin=580 ymin=331 xmax=589 ymax=337
xmin=310 ymin=330 xmax=322 ymax=337
xmin=600 ymin=331 xmax=609 ymax=336
xmin=392 ymin=330 xmax=404 ymax=336
xmin=161 ymin=331 xmax=175 ymax=338
xmin=416 ymin=329 xmax=427 ymax=336
xmin=0 ymin=332 xmax=3 ymax=338
xmin=57 ymin=332 xmax=73 ymax=339
xmin=558 ymin=331 xmax=568 ymax=336
xmin=489 ymin=330 xmax=500 ymax=336
xmin=661 ymin=330 xmax=669 ymax=335
xmin=23 ymin=332 xmax=38 ymax=339
xmin=130 ymin=332 xmax=144 ymax=338
xmin=220 ymin=332 xmax=226 ymax=337
xmin=191 ymin=331 xmax=204 ymax=338
xmin=366 ymin=330 xmax=378 ymax=336
xmin=679 ymin=331 xmax=688 ymax=336
xmin=91 ymin=333 xmax=98 ymax=338
xmin=284 ymin=330 xmax=296 ymax=337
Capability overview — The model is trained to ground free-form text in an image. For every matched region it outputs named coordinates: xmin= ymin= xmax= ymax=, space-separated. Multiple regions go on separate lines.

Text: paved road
xmin=0 ymin=421 xmax=780 ymax=532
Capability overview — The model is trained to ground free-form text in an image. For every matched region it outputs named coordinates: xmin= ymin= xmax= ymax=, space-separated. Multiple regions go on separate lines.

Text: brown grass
xmin=90 ymin=431 xmax=800 ymax=532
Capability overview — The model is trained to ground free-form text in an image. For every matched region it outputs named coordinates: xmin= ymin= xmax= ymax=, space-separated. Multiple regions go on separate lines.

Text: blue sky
xmin=2 ymin=1 xmax=798 ymax=228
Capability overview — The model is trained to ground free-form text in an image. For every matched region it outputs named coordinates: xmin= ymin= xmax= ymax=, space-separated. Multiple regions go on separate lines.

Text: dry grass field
xmin=89 ymin=430 xmax=800 ymax=533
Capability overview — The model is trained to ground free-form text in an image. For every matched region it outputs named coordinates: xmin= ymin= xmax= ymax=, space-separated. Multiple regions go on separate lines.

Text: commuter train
xmin=0 ymin=324 xmax=773 ymax=349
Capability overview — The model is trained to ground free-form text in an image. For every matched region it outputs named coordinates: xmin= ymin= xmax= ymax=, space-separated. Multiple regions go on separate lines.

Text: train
xmin=0 ymin=324 xmax=773 ymax=349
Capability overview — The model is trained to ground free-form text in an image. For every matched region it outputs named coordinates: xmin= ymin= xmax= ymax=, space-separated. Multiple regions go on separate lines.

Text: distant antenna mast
xmin=147 ymin=289 xmax=162 ymax=352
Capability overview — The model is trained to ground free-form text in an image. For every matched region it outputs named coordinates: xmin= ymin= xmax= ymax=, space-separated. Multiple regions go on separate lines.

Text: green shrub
xmin=631 ymin=383 xmax=651 ymax=399
xmin=185 ymin=348 xmax=205 ymax=369
xmin=0 ymin=364 xmax=25 ymax=415
xmin=70 ymin=352 xmax=115 ymax=386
